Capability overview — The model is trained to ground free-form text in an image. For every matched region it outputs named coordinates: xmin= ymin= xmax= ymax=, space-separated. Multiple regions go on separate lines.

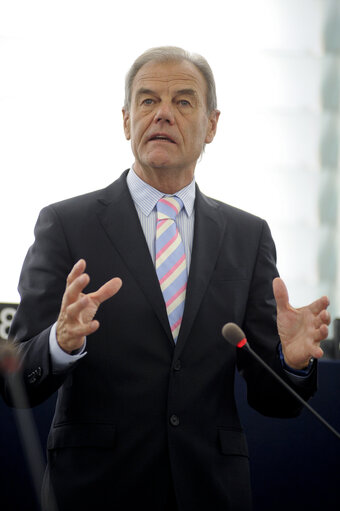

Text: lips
xmin=148 ymin=133 xmax=176 ymax=144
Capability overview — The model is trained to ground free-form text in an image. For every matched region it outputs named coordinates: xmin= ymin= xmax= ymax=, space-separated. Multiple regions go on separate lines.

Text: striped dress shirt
xmin=126 ymin=167 xmax=196 ymax=270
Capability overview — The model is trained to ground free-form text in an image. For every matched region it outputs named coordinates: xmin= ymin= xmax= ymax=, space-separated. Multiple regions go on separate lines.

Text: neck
xmin=133 ymin=163 xmax=195 ymax=194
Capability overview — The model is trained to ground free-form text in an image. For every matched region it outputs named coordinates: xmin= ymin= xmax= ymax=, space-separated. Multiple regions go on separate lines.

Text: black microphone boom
xmin=222 ymin=322 xmax=340 ymax=441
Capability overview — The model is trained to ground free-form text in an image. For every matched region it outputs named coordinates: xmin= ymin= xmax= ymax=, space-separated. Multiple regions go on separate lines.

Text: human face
xmin=122 ymin=59 xmax=220 ymax=190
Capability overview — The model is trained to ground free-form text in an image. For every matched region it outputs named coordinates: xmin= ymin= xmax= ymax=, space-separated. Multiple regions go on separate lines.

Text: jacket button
xmin=27 ymin=366 xmax=42 ymax=384
xmin=170 ymin=414 xmax=180 ymax=427
xmin=173 ymin=360 xmax=181 ymax=371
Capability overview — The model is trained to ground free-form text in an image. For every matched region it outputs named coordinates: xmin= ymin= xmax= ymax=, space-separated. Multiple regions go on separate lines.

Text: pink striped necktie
xmin=156 ymin=196 xmax=187 ymax=342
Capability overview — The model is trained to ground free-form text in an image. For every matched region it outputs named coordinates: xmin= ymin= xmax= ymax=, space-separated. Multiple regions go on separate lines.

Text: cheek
xmin=185 ymin=115 xmax=209 ymax=139
xmin=131 ymin=118 xmax=150 ymax=144
xmin=129 ymin=124 xmax=142 ymax=146
xmin=189 ymin=125 xmax=209 ymax=147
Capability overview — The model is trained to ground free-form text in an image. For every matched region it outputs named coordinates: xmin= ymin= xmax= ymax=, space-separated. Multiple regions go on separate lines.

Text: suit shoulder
xmin=200 ymin=192 xmax=267 ymax=228
xmin=41 ymin=172 xmax=128 ymax=217
xmin=48 ymin=187 xmax=106 ymax=211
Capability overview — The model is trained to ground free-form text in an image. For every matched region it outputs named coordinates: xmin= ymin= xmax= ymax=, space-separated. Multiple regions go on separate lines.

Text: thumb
xmin=91 ymin=277 xmax=123 ymax=305
xmin=273 ymin=277 xmax=289 ymax=313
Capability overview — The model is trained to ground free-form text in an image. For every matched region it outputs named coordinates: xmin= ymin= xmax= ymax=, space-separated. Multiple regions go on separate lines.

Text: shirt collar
xmin=126 ymin=166 xmax=195 ymax=217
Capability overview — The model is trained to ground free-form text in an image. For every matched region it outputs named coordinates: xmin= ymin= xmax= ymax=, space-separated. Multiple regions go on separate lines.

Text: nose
xmin=154 ymin=102 xmax=175 ymax=125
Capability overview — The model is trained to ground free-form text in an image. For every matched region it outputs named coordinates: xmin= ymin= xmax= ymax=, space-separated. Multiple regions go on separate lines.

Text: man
xmin=6 ymin=47 xmax=329 ymax=510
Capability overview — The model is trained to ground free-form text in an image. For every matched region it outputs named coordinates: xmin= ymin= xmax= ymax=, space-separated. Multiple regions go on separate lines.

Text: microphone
xmin=0 ymin=338 xmax=21 ymax=375
xmin=222 ymin=322 xmax=340 ymax=441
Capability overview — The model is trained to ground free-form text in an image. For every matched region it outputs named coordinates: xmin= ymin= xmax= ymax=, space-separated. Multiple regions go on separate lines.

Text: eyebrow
xmin=134 ymin=88 xmax=158 ymax=105
xmin=175 ymin=88 xmax=198 ymax=98
xmin=136 ymin=88 xmax=156 ymax=98
xmin=135 ymin=88 xmax=198 ymax=99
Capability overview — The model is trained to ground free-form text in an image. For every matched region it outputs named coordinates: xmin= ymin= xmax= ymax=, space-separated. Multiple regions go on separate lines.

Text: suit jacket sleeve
xmin=237 ymin=218 xmax=317 ymax=417
xmin=6 ymin=205 xmax=78 ymax=406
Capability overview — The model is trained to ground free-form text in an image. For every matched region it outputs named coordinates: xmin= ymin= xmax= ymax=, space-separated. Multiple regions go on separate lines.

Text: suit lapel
xmin=175 ymin=187 xmax=226 ymax=351
xmin=95 ymin=172 xmax=226 ymax=350
xmin=96 ymin=172 xmax=173 ymax=341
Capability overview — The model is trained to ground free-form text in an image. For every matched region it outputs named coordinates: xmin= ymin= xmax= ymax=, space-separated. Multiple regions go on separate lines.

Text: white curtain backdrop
xmin=0 ymin=0 xmax=339 ymax=327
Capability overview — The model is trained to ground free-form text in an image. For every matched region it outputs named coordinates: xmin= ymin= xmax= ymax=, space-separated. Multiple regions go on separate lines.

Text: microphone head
xmin=0 ymin=338 xmax=20 ymax=373
xmin=221 ymin=323 xmax=247 ymax=348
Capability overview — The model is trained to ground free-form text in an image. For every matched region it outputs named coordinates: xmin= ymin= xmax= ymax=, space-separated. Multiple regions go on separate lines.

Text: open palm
xmin=273 ymin=277 xmax=330 ymax=369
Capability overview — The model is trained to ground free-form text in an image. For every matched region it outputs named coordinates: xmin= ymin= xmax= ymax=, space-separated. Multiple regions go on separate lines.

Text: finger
xmin=66 ymin=319 xmax=100 ymax=339
xmin=304 ymin=295 xmax=330 ymax=316
xmin=314 ymin=309 xmax=331 ymax=329
xmin=65 ymin=295 xmax=91 ymax=321
xmin=272 ymin=277 xmax=290 ymax=312
xmin=61 ymin=273 xmax=90 ymax=310
xmin=90 ymin=277 xmax=122 ymax=305
xmin=57 ymin=319 xmax=100 ymax=352
xmin=314 ymin=323 xmax=329 ymax=343
xmin=66 ymin=259 xmax=87 ymax=288
xmin=310 ymin=344 xmax=324 ymax=360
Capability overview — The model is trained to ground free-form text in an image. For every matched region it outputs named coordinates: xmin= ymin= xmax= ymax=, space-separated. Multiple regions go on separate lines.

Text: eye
xmin=178 ymin=99 xmax=190 ymax=107
xmin=142 ymin=98 xmax=154 ymax=106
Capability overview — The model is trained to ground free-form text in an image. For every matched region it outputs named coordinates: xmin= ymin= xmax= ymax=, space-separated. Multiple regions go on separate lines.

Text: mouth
xmin=148 ymin=134 xmax=176 ymax=144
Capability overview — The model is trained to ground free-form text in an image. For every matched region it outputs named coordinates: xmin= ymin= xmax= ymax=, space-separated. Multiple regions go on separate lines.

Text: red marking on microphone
xmin=0 ymin=355 xmax=20 ymax=374
xmin=237 ymin=338 xmax=247 ymax=349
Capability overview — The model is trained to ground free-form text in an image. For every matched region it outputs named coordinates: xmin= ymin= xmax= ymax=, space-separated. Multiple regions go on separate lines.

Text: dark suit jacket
xmin=7 ymin=170 xmax=316 ymax=510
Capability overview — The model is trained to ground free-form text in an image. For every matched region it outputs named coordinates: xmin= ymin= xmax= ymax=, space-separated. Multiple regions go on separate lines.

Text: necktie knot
xmin=156 ymin=196 xmax=183 ymax=221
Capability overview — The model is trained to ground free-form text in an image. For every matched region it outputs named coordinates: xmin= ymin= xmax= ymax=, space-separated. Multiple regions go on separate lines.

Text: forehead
xmin=131 ymin=59 xmax=207 ymax=97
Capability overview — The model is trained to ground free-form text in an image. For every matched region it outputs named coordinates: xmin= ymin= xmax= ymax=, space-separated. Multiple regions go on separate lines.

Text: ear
xmin=205 ymin=109 xmax=220 ymax=144
xmin=122 ymin=108 xmax=131 ymax=140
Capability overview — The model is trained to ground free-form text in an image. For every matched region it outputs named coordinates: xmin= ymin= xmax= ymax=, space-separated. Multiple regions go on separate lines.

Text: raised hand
xmin=56 ymin=259 xmax=122 ymax=353
xmin=273 ymin=277 xmax=330 ymax=370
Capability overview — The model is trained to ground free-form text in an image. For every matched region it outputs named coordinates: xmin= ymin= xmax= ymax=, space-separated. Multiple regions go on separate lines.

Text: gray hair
xmin=124 ymin=46 xmax=217 ymax=113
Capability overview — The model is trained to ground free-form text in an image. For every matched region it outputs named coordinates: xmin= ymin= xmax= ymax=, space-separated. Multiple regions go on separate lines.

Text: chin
xmin=146 ymin=153 xmax=174 ymax=169
xmin=149 ymin=160 xmax=173 ymax=169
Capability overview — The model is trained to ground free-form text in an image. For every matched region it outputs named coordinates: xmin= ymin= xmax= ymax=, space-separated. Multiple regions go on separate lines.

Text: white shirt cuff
xmin=49 ymin=322 xmax=87 ymax=374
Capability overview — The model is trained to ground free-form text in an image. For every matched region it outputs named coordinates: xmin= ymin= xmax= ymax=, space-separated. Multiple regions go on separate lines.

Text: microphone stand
xmin=222 ymin=322 xmax=340 ymax=441
xmin=244 ymin=342 xmax=340 ymax=441
xmin=0 ymin=340 xmax=59 ymax=511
